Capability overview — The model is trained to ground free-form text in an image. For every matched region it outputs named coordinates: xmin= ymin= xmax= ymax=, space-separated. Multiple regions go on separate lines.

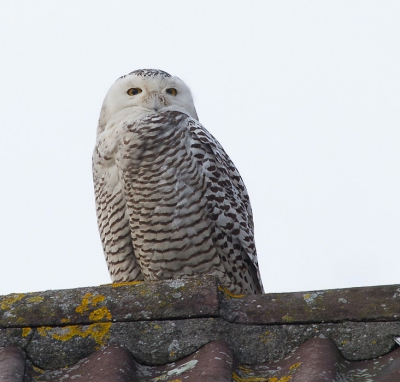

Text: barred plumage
xmin=93 ymin=70 xmax=263 ymax=294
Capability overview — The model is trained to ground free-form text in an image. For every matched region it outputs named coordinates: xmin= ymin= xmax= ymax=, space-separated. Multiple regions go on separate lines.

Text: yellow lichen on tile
xmin=37 ymin=326 xmax=52 ymax=337
xmin=232 ymin=372 xmax=268 ymax=381
xmin=89 ymin=306 xmax=112 ymax=322
xmin=289 ymin=362 xmax=301 ymax=370
xmin=111 ymin=281 xmax=142 ymax=288
xmin=22 ymin=327 xmax=32 ymax=337
xmin=72 ymin=292 xmax=113 ymax=345
xmin=218 ymin=286 xmax=246 ymax=299
xmin=75 ymin=293 xmax=92 ymax=314
xmin=278 ymin=378 xmax=292 ymax=382
xmin=92 ymin=294 xmax=105 ymax=305
xmin=239 ymin=365 xmax=253 ymax=373
xmin=259 ymin=330 xmax=271 ymax=344
xmin=88 ymin=322 xmax=112 ymax=347
xmin=50 ymin=322 xmax=112 ymax=347
xmin=26 ymin=296 xmax=44 ymax=303
xmin=282 ymin=314 xmax=294 ymax=323
xmin=61 ymin=318 xmax=71 ymax=323
xmin=75 ymin=293 xmax=105 ymax=314
xmin=269 ymin=377 xmax=292 ymax=382
xmin=32 ymin=365 xmax=44 ymax=374
xmin=1 ymin=293 xmax=25 ymax=310
xmin=53 ymin=325 xmax=81 ymax=341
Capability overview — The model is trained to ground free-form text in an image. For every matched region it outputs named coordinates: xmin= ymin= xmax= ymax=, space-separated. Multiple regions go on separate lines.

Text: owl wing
xmin=92 ymin=146 xmax=144 ymax=283
xmin=188 ymin=118 xmax=264 ymax=293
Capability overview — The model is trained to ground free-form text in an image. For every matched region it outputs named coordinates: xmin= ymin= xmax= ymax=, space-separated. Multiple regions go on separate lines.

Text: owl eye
xmin=166 ymin=88 xmax=177 ymax=96
xmin=127 ymin=88 xmax=142 ymax=96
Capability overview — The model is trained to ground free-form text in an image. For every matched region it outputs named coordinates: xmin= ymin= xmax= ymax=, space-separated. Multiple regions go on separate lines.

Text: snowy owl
xmin=93 ymin=69 xmax=264 ymax=294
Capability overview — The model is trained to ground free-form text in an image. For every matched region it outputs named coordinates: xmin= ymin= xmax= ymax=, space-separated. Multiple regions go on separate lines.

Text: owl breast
xmin=115 ymin=111 xmax=230 ymax=283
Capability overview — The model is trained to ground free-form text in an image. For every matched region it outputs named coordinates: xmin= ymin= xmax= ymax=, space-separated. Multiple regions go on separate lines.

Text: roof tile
xmin=1 ymin=278 xmax=400 ymax=381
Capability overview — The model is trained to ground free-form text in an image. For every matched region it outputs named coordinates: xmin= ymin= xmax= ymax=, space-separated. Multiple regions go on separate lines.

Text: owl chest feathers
xmin=94 ymin=111 xmax=225 ymax=279
xmin=95 ymin=111 xmax=192 ymax=190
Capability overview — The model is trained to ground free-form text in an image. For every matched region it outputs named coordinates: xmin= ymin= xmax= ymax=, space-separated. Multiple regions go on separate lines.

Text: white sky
xmin=0 ymin=1 xmax=399 ymax=295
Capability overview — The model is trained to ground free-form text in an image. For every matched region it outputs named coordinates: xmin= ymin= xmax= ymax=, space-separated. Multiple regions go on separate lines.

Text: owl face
xmin=99 ymin=70 xmax=198 ymax=130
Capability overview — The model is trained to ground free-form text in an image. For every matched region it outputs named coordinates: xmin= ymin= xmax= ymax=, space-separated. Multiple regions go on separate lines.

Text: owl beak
xmin=147 ymin=92 xmax=165 ymax=112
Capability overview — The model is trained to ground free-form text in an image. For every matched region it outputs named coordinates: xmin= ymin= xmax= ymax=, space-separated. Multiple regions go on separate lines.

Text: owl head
xmin=98 ymin=69 xmax=198 ymax=133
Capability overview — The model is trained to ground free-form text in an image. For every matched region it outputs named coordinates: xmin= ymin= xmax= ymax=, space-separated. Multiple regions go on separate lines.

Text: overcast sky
xmin=0 ymin=1 xmax=399 ymax=295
